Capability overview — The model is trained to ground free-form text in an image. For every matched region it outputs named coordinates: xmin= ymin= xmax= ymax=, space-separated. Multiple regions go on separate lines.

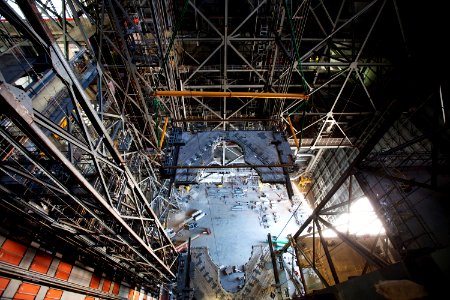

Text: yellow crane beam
xmin=287 ymin=116 xmax=299 ymax=150
xmin=159 ymin=117 xmax=169 ymax=149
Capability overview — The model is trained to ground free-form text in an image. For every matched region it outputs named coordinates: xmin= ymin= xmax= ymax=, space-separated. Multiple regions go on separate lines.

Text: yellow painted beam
xmin=159 ymin=117 xmax=169 ymax=149
xmin=287 ymin=116 xmax=299 ymax=149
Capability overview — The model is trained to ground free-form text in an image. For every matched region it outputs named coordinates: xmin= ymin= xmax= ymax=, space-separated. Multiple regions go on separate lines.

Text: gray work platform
xmin=174 ymin=131 xmax=294 ymax=184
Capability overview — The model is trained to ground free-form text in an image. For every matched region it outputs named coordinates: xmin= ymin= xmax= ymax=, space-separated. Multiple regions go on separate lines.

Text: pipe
xmin=152 ymin=90 xmax=309 ymax=99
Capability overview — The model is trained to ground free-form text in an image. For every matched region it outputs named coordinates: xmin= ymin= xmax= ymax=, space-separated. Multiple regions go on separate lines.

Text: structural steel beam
xmin=162 ymin=163 xmax=293 ymax=169
xmin=0 ymin=127 xmax=158 ymax=288
xmin=159 ymin=116 xmax=169 ymax=149
xmin=152 ymin=90 xmax=309 ymax=99
xmin=172 ymin=118 xmax=275 ymax=122
xmin=267 ymin=233 xmax=284 ymax=299
xmin=314 ymin=219 xmax=340 ymax=284
xmin=289 ymin=235 xmax=307 ymax=294
xmin=317 ymin=216 xmax=388 ymax=268
xmin=0 ymin=84 xmax=175 ymax=280
xmin=287 ymin=116 xmax=299 ymax=149
xmin=280 ymin=94 xmax=407 ymax=253
xmin=293 ymin=237 xmax=330 ymax=288
xmin=359 ymin=167 xmax=445 ymax=193
xmin=0 ymin=0 xmax=178 ymax=283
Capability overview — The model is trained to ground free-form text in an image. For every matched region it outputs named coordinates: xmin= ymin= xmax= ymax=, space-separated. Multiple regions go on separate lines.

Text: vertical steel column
xmin=346 ymin=176 xmax=353 ymax=235
xmin=268 ymin=233 xmax=283 ymax=299
xmin=0 ymin=84 xmax=175 ymax=279
xmin=318 ymin=216 xmax=388 ymax=268
xmin=287 ymin=116 xmax=299 ymax=150
xmin=314 ymin=218 xmax=340 ymax=284
xmin=185 ymin=237 xmax=192 ymax=291
xmin=289 ymin=235 xmax=307 ymax=294
xmin=281 ymin=97 xmax=407 ymax=252
xmin=106 ymin=0 xmax=158 ymax=145
xmin=1 ymin=0 xmax=178 ymax=282
xmin=223 ymin=0 xmax=228 ymax=130
xmin=299 ymin=246 xmax=330 ymax=288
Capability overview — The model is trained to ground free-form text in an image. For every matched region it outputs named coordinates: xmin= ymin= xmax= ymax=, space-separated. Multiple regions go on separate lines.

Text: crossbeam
xmin=152 ymin=90 xmax=309 ymax=99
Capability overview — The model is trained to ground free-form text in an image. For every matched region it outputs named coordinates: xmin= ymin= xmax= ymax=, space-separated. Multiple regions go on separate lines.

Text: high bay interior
xmin=0 ymin=1 xmax=449 ymax=299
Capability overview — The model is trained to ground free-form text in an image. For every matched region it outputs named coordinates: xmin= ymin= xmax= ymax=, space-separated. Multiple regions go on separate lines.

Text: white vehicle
xmin=191 ymin=209 xmax=203 ymax=219
xmin=193 ymin=212 xmax=206 ymax=221
xmin=165 ymin=228 xmax=176 ymax=238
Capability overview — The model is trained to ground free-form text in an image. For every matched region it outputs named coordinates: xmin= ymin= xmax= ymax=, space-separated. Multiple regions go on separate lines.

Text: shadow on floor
xmin=219 ymin=266 xmax=246 ymax=293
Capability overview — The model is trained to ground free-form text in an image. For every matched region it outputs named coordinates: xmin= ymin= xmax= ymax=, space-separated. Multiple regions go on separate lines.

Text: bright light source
xmin=322 ymin=197 xmax=385 ymax=237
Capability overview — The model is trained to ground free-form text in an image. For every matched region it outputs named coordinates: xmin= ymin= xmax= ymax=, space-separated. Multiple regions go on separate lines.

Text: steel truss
xmin=277 ymin=81 xmax=449 ymax=292
xmin=1 ymin=0 xmax=448 ymax=295
xmin=0 ymin=0 xmax=177 ymax=292
xmin=164 ymin=0 xmax=398 ymax=146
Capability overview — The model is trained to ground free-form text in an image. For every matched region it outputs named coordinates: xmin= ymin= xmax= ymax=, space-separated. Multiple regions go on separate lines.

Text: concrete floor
xmin=219 ymin=270 xmax=246 ymax=293
xmin=169 ymin=181 xmax=301 ymax=267
xmin=189 ymin=246 xmax=278 ymax=300
xmin=168 ymin=179 xmax=306 ymax=297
